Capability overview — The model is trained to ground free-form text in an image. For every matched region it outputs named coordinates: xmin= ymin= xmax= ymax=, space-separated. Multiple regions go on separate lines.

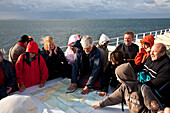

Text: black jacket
xmin=0 ymin=59 xmax=16 ymax=88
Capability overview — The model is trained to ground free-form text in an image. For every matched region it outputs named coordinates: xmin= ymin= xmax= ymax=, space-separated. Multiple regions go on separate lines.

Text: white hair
xmin=80 ymin=35 xmax=93 ymax=48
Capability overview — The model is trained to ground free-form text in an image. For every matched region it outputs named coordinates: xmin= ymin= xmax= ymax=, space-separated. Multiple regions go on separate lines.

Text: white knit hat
xmin=0 ymin=94 xmax=38 ymax=113
xmin=99 ymin=34 xmax=110 ymax=45
xmin=68 ymin=35 xmax=80 ymax=46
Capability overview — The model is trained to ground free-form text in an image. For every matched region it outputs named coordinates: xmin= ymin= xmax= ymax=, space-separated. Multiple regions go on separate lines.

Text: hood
xmin=68 ymin=35 xmax=80 ymax=46
xmin=115 ymin=63 xmax=138 ymax=91
xmin=26 ymin=41 xmax=39 ymax=54
xmin=99 ymin=34 xmax=110 ymax=45
xmin=140 ymin=35 xmax=154 ymax=48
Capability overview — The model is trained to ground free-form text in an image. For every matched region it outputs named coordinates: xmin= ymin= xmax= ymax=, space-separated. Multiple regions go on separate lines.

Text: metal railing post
xmin=135 ymin=34 xmax=138 ymax=43
xmin=160 ymin=30 xmax=162 ymax=35
xmin=116 ymin=37 xmax=119 ymax=46
xmin=143 ymin=33 xmax=145 ymax=38
xmin=155 ymin=31 xmax=157 ymax=38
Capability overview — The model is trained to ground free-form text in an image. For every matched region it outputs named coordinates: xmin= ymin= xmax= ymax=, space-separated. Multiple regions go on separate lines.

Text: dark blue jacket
xmin=71 ymin=45 xmax=103 ymax=89
xmin=0 ymin=59 xmax=16 ymax=88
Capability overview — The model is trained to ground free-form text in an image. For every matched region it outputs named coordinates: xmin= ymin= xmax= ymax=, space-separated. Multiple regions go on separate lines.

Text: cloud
xmin=0 ymin=0 xmax=170 ymax=19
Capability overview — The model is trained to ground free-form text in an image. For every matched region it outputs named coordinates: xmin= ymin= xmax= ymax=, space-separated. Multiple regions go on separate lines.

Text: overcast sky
xmin=0 ymin=0 xmax=170 ymax=19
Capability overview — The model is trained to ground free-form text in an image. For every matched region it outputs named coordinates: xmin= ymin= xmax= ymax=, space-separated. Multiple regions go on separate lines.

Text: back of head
xmin=68 ymin=35 xmax=80 ymax=46
xmin=110 ymin=50 xmax=124 ymax=63
xmin=99 ymin=34 xmax=110 ymax=45
xmin=140 ymin=35 xmax=154 ymax=48
xmin=80 ymin=35 xmax=93 ymax=48
xmin=19 ymin=35 xmax=29 ymax=43
xmin=26 ymin=41 xmax=39 ymax=54
xmin=0 ymin=94 xmax=37 ymax=113
xmin=115 ymin=63 xmax=136 ymax=81
xmin=41 ymin=36 xmax=55 ymax=50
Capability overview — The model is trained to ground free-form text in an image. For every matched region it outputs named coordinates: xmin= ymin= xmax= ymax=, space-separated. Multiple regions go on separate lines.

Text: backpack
xmin=121 ymin=83 xmax=149 ymax=112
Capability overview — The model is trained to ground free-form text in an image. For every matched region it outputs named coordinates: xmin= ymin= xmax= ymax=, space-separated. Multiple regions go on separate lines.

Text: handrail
xmin=3 ymin=28 xmax=170 ymax=58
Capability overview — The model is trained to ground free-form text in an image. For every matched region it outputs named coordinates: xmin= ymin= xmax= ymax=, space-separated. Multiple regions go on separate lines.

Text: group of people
xmin=0 ymin=31 xmax=169 ymax=113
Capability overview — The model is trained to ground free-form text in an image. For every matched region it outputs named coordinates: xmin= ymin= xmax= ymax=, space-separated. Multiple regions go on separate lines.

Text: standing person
xmin=137 ymin=43 xmax=170 ymax=112
xmin=9 ymin=35 xmax=29 ymax=66
xmin=65 ymin=34 xmax=80 ymax=65
xmin=0 ymin=49 xmax=16 ymax=99
xmin=15 ymin=41 xmax=48 ymax=92
xmin=135 ymin=35 xmax=154 ymax=65
xmin=115 ymin=31 xmax=139 ymax=66
xmin=99 ymin=50 xmax=124 ymax=96
xmin=67 ymin=35 xmax=103 ymax=95
xmin=41 ymin=36 xmax=70 ymax=80
xmin=96 ymin=34 xmax=110 ymax=72
xmin=92 ymin=63 xmax=163 ymax=113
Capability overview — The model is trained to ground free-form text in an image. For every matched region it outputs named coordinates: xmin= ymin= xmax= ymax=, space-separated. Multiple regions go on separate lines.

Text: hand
xmin=81 ymin=86 xmax=90 ymax=95
xmin=39 ymin=83 xmax=45 ymax=88
xmin=6 ymin=87 xmax=12 ymax=94
xmin=92 ymin=103 xmax=101 ymax=109
xmin=67 ymin=83 xmax=77 ymax=90
xmin=98 ymin=92 xmax=107 ymax=97
xmin=139 ymin=45 xmax=144 ymax=53
xmin=19 ymin=84 xmax=25 ymax=92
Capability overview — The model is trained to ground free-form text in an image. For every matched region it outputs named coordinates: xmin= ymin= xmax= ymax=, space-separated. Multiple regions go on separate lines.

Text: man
xmin=0 ymin=49 xmax=16 ymax=99
xmin=92 ymin=63 xmax=163 ymax=113
xmin=115 ymin=31 xmax=139 ymax=66
xmin=139 ymin=43 xmax=170 ymax=112
xmin=15 ymin=41 xmax=48 ymax=92
xmin=67 ymin=35 xmax=103 ymax=95
xmin=9 ymin=35 xmax=29 ymax=66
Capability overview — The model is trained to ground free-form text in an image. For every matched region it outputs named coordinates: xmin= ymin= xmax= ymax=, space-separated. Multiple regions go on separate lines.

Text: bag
xmin=137 ymin=71 xmax=151 ymax=83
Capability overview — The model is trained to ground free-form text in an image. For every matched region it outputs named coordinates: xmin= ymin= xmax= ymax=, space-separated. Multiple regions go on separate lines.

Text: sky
xmin=0 ymin=0 xmax=170 ymax=19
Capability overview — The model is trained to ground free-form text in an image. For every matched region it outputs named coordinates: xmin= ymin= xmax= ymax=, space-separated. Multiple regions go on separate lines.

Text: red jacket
xmin=15 ymin=41 xmax=48 ymax=88
xmin=135 ymin=35 xmax=154 ymax=65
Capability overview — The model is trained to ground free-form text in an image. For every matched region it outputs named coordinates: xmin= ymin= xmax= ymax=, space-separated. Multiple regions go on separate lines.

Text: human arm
xmin=39 ymin=56 xmax=49 ymax=84
xmin=92 ymin=85 xmax=123 ymax=108
xmin=15 ymin=54 xmax=25 ymax=87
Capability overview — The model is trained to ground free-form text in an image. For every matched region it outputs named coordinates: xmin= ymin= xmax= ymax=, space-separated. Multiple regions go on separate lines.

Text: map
xmin=30 ymin=79 xmax=105 ymax=113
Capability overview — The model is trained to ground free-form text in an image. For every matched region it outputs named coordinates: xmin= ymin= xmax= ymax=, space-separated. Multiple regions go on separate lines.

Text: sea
xmin=0 ymin=18 xmax=170 ymax=53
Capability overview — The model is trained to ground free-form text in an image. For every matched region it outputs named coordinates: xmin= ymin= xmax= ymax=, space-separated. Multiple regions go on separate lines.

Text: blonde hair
xmin=41 ymin=36 xmax=55 ymax=50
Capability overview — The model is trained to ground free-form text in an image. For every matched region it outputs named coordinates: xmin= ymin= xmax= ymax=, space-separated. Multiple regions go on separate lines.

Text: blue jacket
xmin=71 ymin=45 xmax=103 ymax=89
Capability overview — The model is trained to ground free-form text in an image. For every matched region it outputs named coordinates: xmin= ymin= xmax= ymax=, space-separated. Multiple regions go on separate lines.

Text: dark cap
xmin=19 ymin=35 xmax=29 ymax=43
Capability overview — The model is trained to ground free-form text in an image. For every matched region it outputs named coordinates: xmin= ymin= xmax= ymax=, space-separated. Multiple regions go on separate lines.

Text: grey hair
xmin=80 ymin=35 xmax=93 ymax=48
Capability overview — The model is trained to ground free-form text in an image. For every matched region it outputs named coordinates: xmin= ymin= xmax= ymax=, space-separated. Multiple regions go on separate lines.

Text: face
xmin=124 ymin=34 xmax=134 ymax=46
xmin=83 ymin=45 xmax=93 ymax=54
xmin=49 ymin=43 xmax=54 ymax=49
xmin=29 ymin=52 xmax=36 ymax=58
xmin=141 ymin=43 xmax=150 ymax=50
xmin=110 ymin=58 xmax=118 ymax=66
xmin=150 ymin=45 xmax=164 ymax=61
xmin=70 ymin=47 xmax=76 ymax=53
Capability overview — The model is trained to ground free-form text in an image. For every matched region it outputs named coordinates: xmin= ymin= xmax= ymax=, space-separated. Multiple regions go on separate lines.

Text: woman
xmin=41 ymin=36 xmax=70 ymax=80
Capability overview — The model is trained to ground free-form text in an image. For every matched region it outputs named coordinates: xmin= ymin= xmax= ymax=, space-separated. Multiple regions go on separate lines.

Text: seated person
xmin=99 ymin=50 xmax=124 ymax=96
xmin=115 ymin=31 xmax=139 ymax=66
xmin=65 ymin=34 xmax=80 ymax=65
xmin=96 ymin=34 xmax=110 ymax=72
xmin=67 ymin=35 xmax=103 ymax=95
xmin=136 ymin=43 xmax=170 ymax=112
xmin=15 ymin=41 xmax=48 ymax=92
xmin=41 ymin=36 xmax=70 ymax=79
xmin=92 ymin=63 xmax=163 ymax=113
xmin=9 ymin=35 xmax=29 ymax=66
xmin=135 ymin=35 xmax=154 ymax=65
xmin=0 ymin=49 xmax=16 ymax=99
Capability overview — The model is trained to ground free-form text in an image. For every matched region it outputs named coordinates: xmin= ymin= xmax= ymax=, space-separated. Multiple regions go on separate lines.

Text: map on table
xmin=30 ymin=78 xmax=105 ymax=113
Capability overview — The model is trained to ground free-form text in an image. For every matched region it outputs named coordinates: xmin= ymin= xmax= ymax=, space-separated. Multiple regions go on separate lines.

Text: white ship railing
xmin=4 ymin=28 xmax=170 ymax=58
xmin=60 ymin=28 xmax=170 ymax=49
